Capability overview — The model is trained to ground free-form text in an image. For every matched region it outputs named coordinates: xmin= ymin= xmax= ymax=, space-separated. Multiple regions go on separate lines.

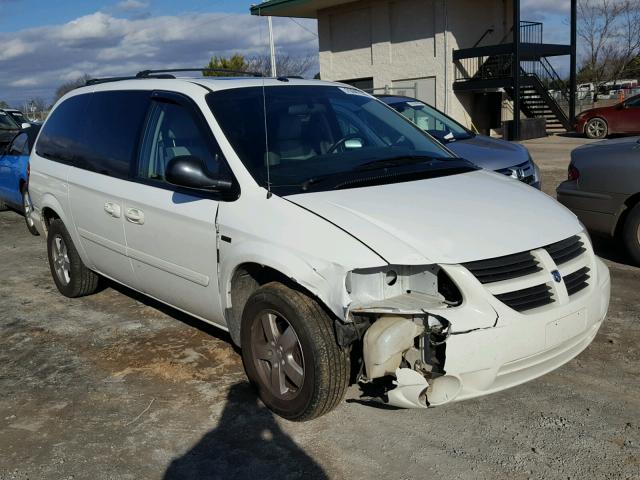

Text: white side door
xmin=67 ymin=90 xmax=151 ymax=287
xmin=122 ymin=92 xmax=230 ymax=324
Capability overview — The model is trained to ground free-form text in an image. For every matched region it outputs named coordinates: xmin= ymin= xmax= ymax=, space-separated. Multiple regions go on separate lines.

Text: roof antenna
xmin=260 ymin=7 xmax=273 ymax=199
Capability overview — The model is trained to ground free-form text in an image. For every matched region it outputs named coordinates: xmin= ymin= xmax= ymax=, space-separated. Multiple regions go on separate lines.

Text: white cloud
xmin=115 ymin=0 xmax=149 ymax=11
xmin=522 ymin=0 xmax=570 ymax=21
xmin=0 ymin=11 xmax=319 ymax=105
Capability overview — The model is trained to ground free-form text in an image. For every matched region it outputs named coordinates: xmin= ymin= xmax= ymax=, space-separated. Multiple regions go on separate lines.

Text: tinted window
xmin=37 ymin=91 xmax=149 ymax=177
xmin=137 ymin=99 xmax=224 ymax=184
xmin=626 ymin=95 xmax=640 ymax=107
xmin=36 ymin=94 xmax=88 ymax=164
xmin=80 ymin=91 xmax=150 ymax=178
xmin=9 ymin=133 xmax=29 ymax=156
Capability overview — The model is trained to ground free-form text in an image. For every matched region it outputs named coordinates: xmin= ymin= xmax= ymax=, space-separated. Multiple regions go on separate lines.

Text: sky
xmin=0 ymin=0 xmax=571 ymax=107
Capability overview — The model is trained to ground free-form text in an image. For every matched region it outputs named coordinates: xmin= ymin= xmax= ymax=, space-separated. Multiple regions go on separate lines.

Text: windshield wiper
xmin=354 ymin=155 xmax=443 ymax=171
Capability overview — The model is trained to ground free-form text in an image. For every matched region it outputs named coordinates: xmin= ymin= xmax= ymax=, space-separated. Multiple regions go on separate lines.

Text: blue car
xmin=377 ymin=95 xmax=541 ymax=189
xmin=0 ymin=125 xmax=41 ymax=235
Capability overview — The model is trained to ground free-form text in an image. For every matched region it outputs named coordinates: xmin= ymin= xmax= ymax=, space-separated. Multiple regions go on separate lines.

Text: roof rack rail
xmin=136 ymin=68 xmax=264 ymax=78
xmin=86 ymin=74 xmax=175 ymax=86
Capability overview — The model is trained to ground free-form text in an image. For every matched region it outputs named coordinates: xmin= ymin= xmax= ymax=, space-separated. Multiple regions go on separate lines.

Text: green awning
xmin=250 ymin=0 xmax=358 ymax=19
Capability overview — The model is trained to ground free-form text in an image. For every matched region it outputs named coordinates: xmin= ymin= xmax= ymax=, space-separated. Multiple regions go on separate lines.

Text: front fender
xmin=219 ymin=240 xmax=351 ymax=323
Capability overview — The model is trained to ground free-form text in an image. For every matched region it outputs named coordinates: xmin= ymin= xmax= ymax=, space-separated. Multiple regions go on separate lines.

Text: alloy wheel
xmin=251 ymin=310 xmax=305 ymax=400
xmin=52 ymin=234 xmax=71 ymax=285
xmin=23 ymin=190 xmax=35 ymax=229
xmin=587 ymin=119 xmax=606 ymax=138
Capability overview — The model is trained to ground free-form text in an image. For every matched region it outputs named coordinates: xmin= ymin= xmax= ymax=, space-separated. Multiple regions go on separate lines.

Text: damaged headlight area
xmin=341 ymin=265 xmax=464 ymax=409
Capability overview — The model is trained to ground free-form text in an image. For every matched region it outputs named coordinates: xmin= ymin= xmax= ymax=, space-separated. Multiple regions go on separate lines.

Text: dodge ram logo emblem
xmin=551 ymin=270 xmax=562 ymax=283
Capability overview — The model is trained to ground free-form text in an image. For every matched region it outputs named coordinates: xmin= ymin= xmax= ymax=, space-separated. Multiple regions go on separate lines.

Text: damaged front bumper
xmin=354 ymin=257 xmax=611 ymax=409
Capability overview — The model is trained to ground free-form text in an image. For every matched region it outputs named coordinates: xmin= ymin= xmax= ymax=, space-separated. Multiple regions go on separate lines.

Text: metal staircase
xmin=453 ymin=21 xmax=574 ymax=135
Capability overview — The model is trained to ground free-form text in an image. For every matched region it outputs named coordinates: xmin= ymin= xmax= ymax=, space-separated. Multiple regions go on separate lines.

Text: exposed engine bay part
xmin=363 ymin=316 xmax=424 ymax=379
xmin=387 ymin=368 xmax=429 ymax=409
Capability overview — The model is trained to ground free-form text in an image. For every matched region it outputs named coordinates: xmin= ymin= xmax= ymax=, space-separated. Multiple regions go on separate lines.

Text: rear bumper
xmin=431 ymin=257 xmax=610 ymax=404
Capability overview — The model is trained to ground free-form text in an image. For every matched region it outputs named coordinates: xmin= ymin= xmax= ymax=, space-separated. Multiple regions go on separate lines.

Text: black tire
xmin=622 ymin=203 xmax=640 ymax=266
xmin=240 ymin=282 xmax=350 ymax=421
xmin=585 ymin=117 xmax=608 ymax=139
xmin=47 ymin=219 xmax=99 ymax=297
xmin=21 ymin=187 xmax=39 ymax=236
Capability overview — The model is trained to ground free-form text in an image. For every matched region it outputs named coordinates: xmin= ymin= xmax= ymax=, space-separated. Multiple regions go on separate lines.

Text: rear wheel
xmin=585 ymin=117 xmax=608 ymax=139
xmin=47 ymin=219 xmax=99 ymax=297
xmin=622 ymin=203 xmax=640 ymax=266
xmin=240 ymin=282 xmax=350 ymax=421
xmin=22 ymin=187 xmax=39 ymax=236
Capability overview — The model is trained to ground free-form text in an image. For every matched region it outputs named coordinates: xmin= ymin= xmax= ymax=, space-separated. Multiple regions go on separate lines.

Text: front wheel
xmin=22 ymin=187 xmax=39 ymax=236
xmin=240 ymin=282 xmax=350 ymax=421
xmin=585 ymin=117 xmax=608 ymax=139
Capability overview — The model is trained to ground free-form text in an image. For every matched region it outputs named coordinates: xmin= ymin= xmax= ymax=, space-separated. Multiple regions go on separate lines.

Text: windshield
xmin=0 ymin=111 xmax=19 ymax=130
xmin=386 ymin=99 xmax=473 ymax=141
xmin=208 ymin=85 xmax=474 ymax=195
xmin=8 ymin=111 xmax=26 ymax=123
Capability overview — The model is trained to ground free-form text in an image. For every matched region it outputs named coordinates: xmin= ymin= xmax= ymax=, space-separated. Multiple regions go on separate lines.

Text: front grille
xmin=495 ymin=283 xmax=554 ymax=312
xmin=496 ymin=160 xmax=536 ymax=185
xmin=463 ymin=251 xmax=541 ymax=284
xmin=545 ymin=235 xmax=585 ymax=265
xmin=564 ymin=267 xmax=590 ymax=295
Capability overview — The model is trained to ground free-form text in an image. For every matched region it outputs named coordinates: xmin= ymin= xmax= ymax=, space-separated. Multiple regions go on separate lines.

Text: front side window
xmin=9 ymin=133 xmax=28 ymax=156
xmin=207 ymin=86 xmax=473 ymax=195
xmin=625 ymin=95 xmax=640 ymax=108
xmin=137 ymin=99 xmax=223 ymax=184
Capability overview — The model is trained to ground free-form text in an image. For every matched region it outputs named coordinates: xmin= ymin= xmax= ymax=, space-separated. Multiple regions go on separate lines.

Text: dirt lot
xmin=1 ymin=135 xmax=639 ymax=480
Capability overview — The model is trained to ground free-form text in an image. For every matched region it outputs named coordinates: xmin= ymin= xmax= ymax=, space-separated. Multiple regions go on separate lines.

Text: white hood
xmin=288 ymin=170 xmax=582 ymax=265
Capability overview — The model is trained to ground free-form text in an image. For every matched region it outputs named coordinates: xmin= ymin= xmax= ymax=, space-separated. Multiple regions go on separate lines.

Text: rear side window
xmin=37 ymin=90 xmax=149 ymax=178
xmin=80 ymin=91 xmax=150 ymax=178
xmin=36 ymin=94 xmax=88 ymax=164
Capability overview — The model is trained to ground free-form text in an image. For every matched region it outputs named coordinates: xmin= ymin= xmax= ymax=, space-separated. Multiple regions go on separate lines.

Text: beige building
xmin=251 ymin=0 xmax=578 ymax=139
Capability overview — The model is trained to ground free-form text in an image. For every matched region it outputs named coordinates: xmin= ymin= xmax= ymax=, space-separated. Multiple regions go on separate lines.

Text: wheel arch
xmin=614 ymin=191 xmax=640 ymax=238
xmin=220 ymin=247 xmax=349 ymax=346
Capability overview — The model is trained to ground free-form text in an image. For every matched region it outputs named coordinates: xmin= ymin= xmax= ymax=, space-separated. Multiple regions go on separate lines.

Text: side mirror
xmin=21 ymin=123 xmax=31 ymax=129
xmin=165 ymin=155 xmax=233 ymax=192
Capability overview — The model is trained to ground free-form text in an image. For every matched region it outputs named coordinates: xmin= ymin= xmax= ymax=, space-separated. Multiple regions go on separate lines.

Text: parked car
xmin=3 ymin=108 xmax=29 ymax=125
xmin=557 ymin=137 xmax=640 ymax=264
xmin=377 ymin=95 xmax=541 ymax=189
xmin=29 ymin=74 xmax=610 ymax=420
xmin=0 ymin=125 xmax=41 ymax=235
xmin=576 ymin=93 xmax=640 ymax=139
xmin=0 ymin=109 xmax=21 ymax=147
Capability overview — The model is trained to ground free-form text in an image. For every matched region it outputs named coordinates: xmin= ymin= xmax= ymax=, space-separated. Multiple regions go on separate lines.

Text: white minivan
xmin=29 ymin=72 xmax=611 ymax=420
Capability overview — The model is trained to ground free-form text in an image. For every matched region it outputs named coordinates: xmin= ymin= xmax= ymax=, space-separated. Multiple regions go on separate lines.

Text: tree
xmin=203 ymin=54 xmax=248 ymax=76
xmin=203 ymin=53 xmax=316 ymax=78
xmin=54 ymin=74 xmax=93 ymax=102
xmin=578 ymin=0 xmax=640 ymax=98
xmin=246 ymin=53 xmax=316 ymax=77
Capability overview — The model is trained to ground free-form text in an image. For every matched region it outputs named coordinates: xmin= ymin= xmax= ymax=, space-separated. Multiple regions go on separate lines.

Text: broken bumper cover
xmin=434 ymin=257 xmax=610 ymax=404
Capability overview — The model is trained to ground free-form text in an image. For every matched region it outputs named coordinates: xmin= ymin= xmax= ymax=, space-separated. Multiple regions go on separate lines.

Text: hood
xmin=579 ymin=105 xmax=617 ymax=117
xmin=288 ymin=170 xmax=582 ymax=265
xmin=446 ymin=134 xmax=530 ymax=171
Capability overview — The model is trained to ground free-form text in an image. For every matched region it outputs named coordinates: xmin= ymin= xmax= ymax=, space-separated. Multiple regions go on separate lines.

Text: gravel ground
xmin=0 ymin=135 xmax=638 ymax=480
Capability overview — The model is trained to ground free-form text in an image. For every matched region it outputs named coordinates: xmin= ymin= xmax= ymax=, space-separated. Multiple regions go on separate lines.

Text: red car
xmin=576 ymin=93 xmax=640 ymax=139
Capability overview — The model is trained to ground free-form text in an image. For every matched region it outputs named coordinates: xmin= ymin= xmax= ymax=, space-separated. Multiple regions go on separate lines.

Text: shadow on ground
xmin=163 ymin=383 xmax=327 ymax=480
xmin=591 ymin=235 xmax=637 ymax=267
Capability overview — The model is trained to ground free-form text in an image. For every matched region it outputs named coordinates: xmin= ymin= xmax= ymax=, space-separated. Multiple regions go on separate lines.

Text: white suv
xmin=29 ymin=72 xmax=611 ymax=420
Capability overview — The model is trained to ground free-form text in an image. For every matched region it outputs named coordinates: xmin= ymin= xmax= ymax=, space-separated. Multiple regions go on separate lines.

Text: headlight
xmin=346 ymin=265 xmax=462 ymax=307
xmin=532 ymin=159 xmax=541 ymax=183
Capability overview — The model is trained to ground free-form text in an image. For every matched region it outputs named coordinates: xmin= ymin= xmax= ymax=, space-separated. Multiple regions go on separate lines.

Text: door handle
xmin=125 ymin=208 xmax=145 ymax=225
xmin=104 ymin=202 xmax=121 ymax=218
